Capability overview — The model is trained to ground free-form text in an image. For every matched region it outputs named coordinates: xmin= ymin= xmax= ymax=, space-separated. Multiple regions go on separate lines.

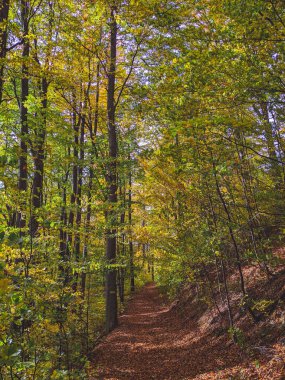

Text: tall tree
xmin=17 ymin=0 xmax=30 ymax=228
xmin=105 ymin=5 xmax=118 ymax=333
xmin=0 ymin=0 xmax=10 ymax=104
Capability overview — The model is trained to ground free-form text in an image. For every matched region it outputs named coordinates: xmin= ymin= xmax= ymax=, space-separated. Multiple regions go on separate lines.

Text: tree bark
xmin=67 ymin=100 xmax=79 ymax=262
xmin=82 ymin=60 xmax=100 ymax=296
xmin=117 ymin=184 xmax=126 ymax=304
xmin=0 ymin=0 xmax=10 ymax=104
xmin=17 ymin=0 xmax=30 ymax=228
xmin=59 ymin=169 xmax=70 ymax=284
xmin=255 ymin=102 xmax=283 ymax=186
xmin=105 ymin=7 xmax=118 ymax=333
xmin=128 ymin=164 xmax=135 ymax=292
xmin=30 ymin=77 xmax=48 ymax=236
xmin=211 ymin=157 xmax=246 ymax=297
xmin=73 ymin=109 xmax=85 ymax=292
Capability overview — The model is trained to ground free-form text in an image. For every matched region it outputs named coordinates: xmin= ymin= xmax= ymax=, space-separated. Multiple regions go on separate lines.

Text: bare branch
xmin=114 ymin=38 xmax=143 ymax=109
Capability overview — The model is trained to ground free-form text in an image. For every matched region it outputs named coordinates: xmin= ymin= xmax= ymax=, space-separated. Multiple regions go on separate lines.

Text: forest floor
xmin=90 ymin=280 xmax=285 ymax=380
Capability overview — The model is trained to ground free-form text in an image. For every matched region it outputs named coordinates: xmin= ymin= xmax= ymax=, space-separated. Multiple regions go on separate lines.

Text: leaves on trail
xmin=92 ymin=282 xmax=285 ymax=380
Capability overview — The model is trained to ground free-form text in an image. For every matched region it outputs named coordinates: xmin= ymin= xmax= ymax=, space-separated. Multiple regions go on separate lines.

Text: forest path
xmin=90 ymin=283 xmax=236 ymax=380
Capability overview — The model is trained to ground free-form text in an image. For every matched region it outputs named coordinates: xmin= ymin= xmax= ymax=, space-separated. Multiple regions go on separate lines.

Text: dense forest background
xmin=0 ymin=0 xmax=285 ymax=378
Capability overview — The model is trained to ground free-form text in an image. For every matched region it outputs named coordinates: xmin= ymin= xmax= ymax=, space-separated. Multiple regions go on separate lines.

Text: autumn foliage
xmin=0 ymin=0 xmax=285 ymax=378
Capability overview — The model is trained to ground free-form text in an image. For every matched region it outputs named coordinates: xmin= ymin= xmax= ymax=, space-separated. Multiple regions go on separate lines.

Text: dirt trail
xmin=90 ymin=283 xmax=243 ymax=380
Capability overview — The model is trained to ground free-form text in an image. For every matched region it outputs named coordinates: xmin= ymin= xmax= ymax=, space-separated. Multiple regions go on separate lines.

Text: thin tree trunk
xmin=233 ymin=132 xmax=272 ymax=276
xmin=117 ymin=184 xmax=126 ymax=304
xmin=220 ymin=257 xmax=236 ymax=341
xmin=128 ymin=160 xmax=135 ymax=292
xmin=105 ymin=6 xmax=118 ymax=333
xmin=211 ymin=157 xmax=261 ymax=321
xmin=0 ymin=0 xmax=10 ymax=104
xmin=73 ymin=111 xmax=85 ymax=292
xmin=201 ymin=262 xmax=222 ymax=316
xmin=211 ymin=157 xmax=246 ymax=297
xmin=30 ymin=77 xmax=48 ymax=236
xmin=82 ymin=59 xmax=100 ymax=296
xmin=81 ymin=167 xmax=92 ymax=297
xmin=59 ymin=169 xmax=70 ymax=284
xmin=254 ymin=102 xmax=283 ymax=186
xmin=17 ymin=0 xmax=30 ymax=228
xmin=67 ymin=102 xmax=79 ymax=262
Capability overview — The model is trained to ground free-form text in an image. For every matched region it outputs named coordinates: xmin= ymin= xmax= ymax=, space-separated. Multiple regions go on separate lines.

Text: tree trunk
xmin=128 ymin=161 xmax=135 ymax=292
xmin=254 ymin=102 xmax=283 ymax=187
xmin=82 ymin=59 xmax=100 ymax=296
xmin=220 ymin=257 xmax=236 ymax=341
xmin=117 ymin=184 xmax=126 ymax=304
xmin=30 ymin=77 xmax=48 ymax=236
xmin=17 ymin=0 xmax=30 ymax=228
xmin=73 ymin=111 xmax=85 ymax=292
xmin=105 ymin=6 xmax=118 ymax=333
xmin=212 ymin=157 xmax=246 ymax=297
xmin=67 ymin=101 xmax=79 ymax=263
xmin=0 ymin=0 xmax=10 ymax=104
xmin=59 ymin=169 xmax=69 ymax=284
